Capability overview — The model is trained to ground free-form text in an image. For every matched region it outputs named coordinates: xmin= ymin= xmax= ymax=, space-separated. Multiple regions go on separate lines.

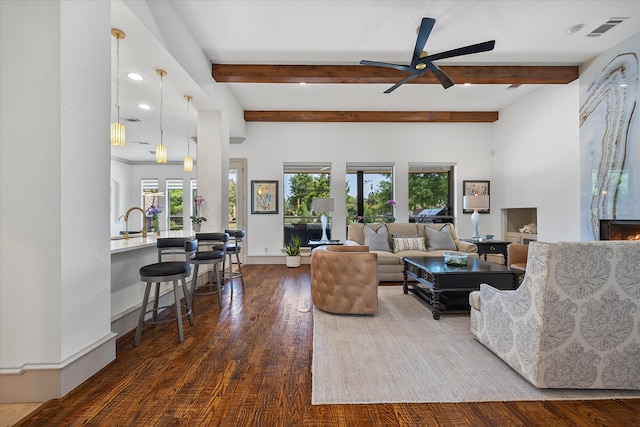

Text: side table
xmin=308 ymin=240 xmax=344 ymax=251
xmin=462 ymin=239 xmax=511 ymax=266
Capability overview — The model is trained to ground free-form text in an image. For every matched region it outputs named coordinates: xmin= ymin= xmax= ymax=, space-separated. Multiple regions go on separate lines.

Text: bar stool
xmin=220 ymin=229 xmax=245 ymax=294
xmin=190 ymin=232 xmax=228 ymax=309
xmin=134 ymin=238 xmax=197 ymax=346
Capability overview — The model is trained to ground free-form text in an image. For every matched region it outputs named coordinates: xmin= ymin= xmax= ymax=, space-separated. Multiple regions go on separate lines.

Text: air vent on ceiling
xmin=123 ymin=117 xmax=142 ymax=123
xmin=506 ymin=84 xmax=522 ymax=90
xmin=586 ymin=17 xmax=628 ymax=37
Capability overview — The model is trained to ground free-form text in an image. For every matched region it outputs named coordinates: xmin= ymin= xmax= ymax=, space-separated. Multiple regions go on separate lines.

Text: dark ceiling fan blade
xmin=410 ymin=17 xmax=435 ymax=67
xmin=359 ymin=59 xmax=413 ymax=73
xmin=383 ymin=71 xmax=424 ymax=94
xmin=416 ymin=40 xmax=496 ymax=64
xmin=426 ymin=62 xmax=454 ymax=89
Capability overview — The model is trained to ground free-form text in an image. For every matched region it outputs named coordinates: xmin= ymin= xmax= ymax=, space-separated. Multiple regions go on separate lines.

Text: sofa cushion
xmin=363 ymin=224 xmax=391 ymax=252
xmin=392 ymin=236 xmax=426 ymax=253
xmin=424 ymin=224 xmax=457 ymax=251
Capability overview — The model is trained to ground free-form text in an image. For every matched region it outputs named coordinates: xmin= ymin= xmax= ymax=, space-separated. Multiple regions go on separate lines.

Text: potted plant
xmin=285 ymin=235 xmax=302 ymax=268
xmin=190 ymin=195 xmax=207 ymax=232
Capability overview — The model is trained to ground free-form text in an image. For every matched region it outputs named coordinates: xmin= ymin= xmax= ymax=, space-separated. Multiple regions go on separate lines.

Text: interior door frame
xmin=230 ymin=158 xmax=247 ymax=263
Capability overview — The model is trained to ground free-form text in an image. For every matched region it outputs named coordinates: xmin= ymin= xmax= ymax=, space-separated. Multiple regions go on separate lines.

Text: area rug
xmin=311 ymin=286 xmax=640 ymax=404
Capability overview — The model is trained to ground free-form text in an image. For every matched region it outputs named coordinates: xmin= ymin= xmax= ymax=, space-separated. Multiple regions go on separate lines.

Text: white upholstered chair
xmin=469 ymin=240 xmax=640 ymax=390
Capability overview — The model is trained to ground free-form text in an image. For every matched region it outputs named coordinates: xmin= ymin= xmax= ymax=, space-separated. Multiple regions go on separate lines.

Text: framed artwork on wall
xmin=251 ymin=180 xmax=278 ymax=214
xmin=463 ymin=180 xmax=490 ymax=214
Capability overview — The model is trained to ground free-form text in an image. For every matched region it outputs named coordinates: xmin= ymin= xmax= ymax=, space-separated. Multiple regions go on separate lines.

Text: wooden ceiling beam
xmin=244 ymin=111 xmax=499 ymax=123
xmin=213 ymin=64 xmax=578 ymax=85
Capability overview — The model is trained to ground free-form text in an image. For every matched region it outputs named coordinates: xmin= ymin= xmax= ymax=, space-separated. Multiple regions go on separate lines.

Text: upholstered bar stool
xmin=134 ymin=238 xmax=197 ymax=346
xmin=220 ymin=229 xmax=245 ymax=294
xmin=190 ymin=232 xmax=228 ymax=309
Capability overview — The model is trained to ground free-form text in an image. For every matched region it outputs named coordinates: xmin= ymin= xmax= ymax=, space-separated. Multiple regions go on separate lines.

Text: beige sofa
xmin=346 ymin=222 xmax=478 ymax=282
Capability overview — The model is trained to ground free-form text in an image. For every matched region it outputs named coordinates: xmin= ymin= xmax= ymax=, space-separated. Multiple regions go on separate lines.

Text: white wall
xmin=230 ymin=121 xmax=496 ymax=257
xmin=493 ymin=83 xmax=581 ymax=242
xmin=1 ymin=0 xmax=115 ymax=401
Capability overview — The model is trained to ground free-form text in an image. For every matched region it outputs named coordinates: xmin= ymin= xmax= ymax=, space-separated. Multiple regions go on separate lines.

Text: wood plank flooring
xmin=16 ymin=265 xmax=639 ymax=426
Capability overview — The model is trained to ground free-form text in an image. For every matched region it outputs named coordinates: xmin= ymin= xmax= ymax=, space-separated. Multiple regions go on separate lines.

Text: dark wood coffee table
xmin=401 ymin=256 xmax=523 ymax=320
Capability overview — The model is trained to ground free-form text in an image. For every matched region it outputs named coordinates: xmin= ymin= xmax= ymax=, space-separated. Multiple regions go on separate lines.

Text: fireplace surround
xmin=599 ymin=219 xmax=640 ymax=241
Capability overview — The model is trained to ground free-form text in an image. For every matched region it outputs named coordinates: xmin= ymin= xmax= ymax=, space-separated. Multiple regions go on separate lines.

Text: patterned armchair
xmin=469 ymin=241 xmax=640 ymax=390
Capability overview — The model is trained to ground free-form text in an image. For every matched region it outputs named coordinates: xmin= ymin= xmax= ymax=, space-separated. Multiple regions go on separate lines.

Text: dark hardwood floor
xmin=17 ymin=265 xmax=639 ymax=426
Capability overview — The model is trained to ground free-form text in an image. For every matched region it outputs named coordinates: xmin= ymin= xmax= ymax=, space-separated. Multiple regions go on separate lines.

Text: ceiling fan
xmin=360 ymin=17 xmax=495 ymax=93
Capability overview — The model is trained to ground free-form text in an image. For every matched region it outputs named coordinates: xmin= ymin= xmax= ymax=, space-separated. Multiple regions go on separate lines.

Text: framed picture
xmin=251 ymin=180 xmax=278 ymax=214
xmin=463 ymin=180 xmax=490 ymax=214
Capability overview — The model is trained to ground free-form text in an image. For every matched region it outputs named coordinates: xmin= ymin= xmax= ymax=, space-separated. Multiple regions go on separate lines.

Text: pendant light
xmin=155 ymin=69 xmax=167 ymax=163
xmin=110 ymin=28 xmax=126 ymax=147
xmin=183 ymin=95 xmax=193 ymax=172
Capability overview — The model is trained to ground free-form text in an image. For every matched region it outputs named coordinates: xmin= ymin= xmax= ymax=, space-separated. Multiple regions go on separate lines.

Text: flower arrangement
xmin=190 ymin=195 xmax=207 ymax=224
xmin=386 ymin=200 xmax=396 ymax=207
xmin=146 ymin=205 xmax=163 ymax=232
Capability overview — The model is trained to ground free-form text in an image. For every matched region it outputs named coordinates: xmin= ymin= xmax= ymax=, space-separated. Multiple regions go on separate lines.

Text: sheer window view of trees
xmin=346 ymin=172 xmax=394 ymax=223
xmin=408 ymin=169 xmax=453 ymax=222
xmin=284 ymin=173 xmax=331 ymax=222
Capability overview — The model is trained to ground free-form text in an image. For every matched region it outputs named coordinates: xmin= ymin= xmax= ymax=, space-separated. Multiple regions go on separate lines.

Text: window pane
xmin=346 ymin=163 xmax=394 ymax=223
xmin=408 ymin=163 xmax=454 ymax=224
xmin=283 ymin=163 xmax=331 ymax=246
xmin=167 ymin=179 xmax=183 ymax=231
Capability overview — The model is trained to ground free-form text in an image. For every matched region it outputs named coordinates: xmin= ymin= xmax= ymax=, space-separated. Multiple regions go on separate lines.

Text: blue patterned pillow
xmin=363 ymin=224 xmax=390 ymax=252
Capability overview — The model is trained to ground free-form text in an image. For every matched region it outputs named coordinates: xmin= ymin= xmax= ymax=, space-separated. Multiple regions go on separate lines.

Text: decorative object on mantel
xmin=285 ymin=234 xmax=302 ymax=267
xmin=146 ymin=205 xmax=163 ymax=235
xmin=183 ymin=95 xmax=193 ymax=172
xmin=155 ymin=69 xmax=168 ymax=163
xmin=312 ymin=197 xmax=335 ymax=243
xmin=190 ymin=195 xmax=207 ymax=231
xmin=519 ymin=223 xmax=537 ymax=233
xmin=110 ymin=28 xmax=126 ymax=147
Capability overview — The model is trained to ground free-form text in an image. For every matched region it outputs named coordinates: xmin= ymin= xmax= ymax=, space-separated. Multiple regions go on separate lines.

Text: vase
xmin=193 ymin=223 xmax=201 ymax=232
xmin=286 ymin=255 xmax=301 ymax=268
xmin=152 ymin=216 xmax=160 ymax=236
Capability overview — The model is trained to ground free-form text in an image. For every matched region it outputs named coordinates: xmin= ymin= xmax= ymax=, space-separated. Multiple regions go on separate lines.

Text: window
xmin=408 ymin=163 xmax=454 ymax=223
xmin=346 ymin=163 xmax=394 ymax=223
xmin=283 ymin=163 xmax=331 ymax=246
xmin=166 ymin=179 xmax=184 ymax=231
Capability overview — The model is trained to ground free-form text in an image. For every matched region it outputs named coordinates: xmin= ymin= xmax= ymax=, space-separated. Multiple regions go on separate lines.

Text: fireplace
xmin=599 ymin=220 xmax=640 ymax=241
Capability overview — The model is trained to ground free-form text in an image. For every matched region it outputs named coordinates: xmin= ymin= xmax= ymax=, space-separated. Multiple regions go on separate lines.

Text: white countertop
xmin=110 ymin=230 xmax=196 ymax=254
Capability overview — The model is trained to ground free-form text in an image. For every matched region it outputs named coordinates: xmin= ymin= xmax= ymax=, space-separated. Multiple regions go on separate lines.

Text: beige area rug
xmin=312 ymin=286 xmax=640 ymax=404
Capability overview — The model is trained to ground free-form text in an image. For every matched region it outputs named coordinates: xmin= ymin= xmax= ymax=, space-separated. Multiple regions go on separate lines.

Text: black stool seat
xmin=192 ymin=250 xmax=225 ymax=261
xmin=191 ymin=233 xmax=229 ymax=308
xmin=140 ymin=261 xmax=187 ymax=277
xmin=134 ymin=238 xmax=197 ymax=347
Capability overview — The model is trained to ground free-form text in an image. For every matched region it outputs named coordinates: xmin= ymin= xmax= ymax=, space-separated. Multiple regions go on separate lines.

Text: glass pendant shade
xmin=110 ymin=121 xmax=125 ymax=146
xmin=156 ymin=144 xmax=167 ymax=163
xmin=183 ymin=156 xmax=193 ymax=171
xmin=110 ymin=28 xmax=126 ymax=147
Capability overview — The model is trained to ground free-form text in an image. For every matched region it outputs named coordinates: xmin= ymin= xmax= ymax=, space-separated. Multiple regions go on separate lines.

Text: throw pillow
xmin=392 ymin=237 xmax=426 ymax=253
xmin=363 ymin=224 xmax=391 ymax=252
xmin=424 ymin=224 xmax=457 ymax=251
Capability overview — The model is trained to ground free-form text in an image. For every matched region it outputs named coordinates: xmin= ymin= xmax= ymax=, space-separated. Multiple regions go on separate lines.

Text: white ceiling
xmin=111 ymin=0 xmax=640 ymax=162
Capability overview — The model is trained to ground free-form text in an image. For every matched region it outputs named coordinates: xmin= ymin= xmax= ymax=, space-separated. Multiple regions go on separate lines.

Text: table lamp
xmin=463 ymin=195 xmax=490 ymax=239
xmin=312 ymin=197 xmax=334 ymax=243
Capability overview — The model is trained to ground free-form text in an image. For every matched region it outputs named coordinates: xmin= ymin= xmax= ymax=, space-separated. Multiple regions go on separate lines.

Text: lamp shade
xmin=312 ymin=197 xmax=334 ymax=212
xmin=463 ymin=195 xmax=489 ymax=210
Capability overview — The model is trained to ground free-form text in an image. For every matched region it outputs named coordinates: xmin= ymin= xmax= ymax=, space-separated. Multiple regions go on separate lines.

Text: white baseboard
xmin=0 ymin=332 xmax=117 ymax=403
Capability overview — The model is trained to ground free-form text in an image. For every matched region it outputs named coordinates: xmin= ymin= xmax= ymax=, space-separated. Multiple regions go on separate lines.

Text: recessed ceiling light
xmin=138 ymin=104 xmax=151 ymax=110
xmin=463 ymin=83 xmax=472 ymax=86
xmin=299 ymin=82 xmax=307 ymax=85
xmin=565 ymin=24 xmax=584 ymax=35
xmin=127 ymin=72 xmax=144 ymax=81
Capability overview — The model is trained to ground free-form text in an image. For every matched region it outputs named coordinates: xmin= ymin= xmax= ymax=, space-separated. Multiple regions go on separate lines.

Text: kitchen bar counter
xmin=110 ymin=230 xmax=196 ymax=336
xmin=110 ymin=230 xmax=195 ymax=254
